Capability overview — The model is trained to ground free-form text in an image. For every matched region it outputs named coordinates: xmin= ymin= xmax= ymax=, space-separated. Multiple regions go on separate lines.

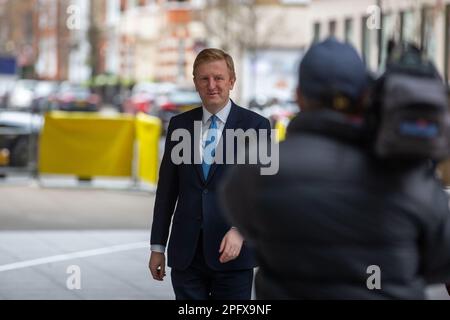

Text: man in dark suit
xmin=148 ymin=48 xmax=271 ymax=300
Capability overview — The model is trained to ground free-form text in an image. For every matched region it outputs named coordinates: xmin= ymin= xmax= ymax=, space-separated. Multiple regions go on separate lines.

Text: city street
xmin=1 ymin=0 xmax=449 ymax=302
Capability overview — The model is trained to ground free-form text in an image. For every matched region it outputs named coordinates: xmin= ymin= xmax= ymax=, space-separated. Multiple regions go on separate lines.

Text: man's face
xmin=193 ymin=59 xmax=235 ymax=112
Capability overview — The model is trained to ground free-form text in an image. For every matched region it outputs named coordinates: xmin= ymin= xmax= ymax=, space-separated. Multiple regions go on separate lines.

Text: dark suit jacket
xmin=151 ymin=102 xmax=271 ymax=271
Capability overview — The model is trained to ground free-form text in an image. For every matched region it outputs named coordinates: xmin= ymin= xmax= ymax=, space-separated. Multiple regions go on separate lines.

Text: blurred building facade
xmin=0 ymin=0 xmax=38 ymax=78
xmin=68 ymin=0 xmax=91 ymax=83
xmin=201 ymin=0 xmax=310 ymax=103
xmin=4 ymin=0 xmax=446 ymax=97
xmin=157 ymin=0 xmax=205 ymax=85
xmin=309 ymin=0 xmax=450 ymax=86
xmin=35 ymin=0 xmax=84 ymax=81
xmin=89 ymin=0 xmax=107 ymax=77
xmin=113 ymin=0 xmax=205 ymax=85
xmin=32 ymin=0 xmax=89 ymax=82
xmin=242 ymin=0 xmax=310 ymax=103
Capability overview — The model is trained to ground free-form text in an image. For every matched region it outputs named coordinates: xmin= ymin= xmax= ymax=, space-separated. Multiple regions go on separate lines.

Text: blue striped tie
xmin=202 ymin=115 xmax=218 ymax=179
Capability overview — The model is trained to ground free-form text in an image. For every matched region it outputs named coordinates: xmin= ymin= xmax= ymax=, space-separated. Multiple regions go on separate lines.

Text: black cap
xmin=299 ymin=37 xmax=368 ymax=110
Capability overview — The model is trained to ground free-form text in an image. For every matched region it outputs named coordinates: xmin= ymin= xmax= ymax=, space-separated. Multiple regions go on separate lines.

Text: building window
xmin=361 ymin=16 xmax=371 ymax=67
xmin=344 ymin=18 xmax=353 ymax=44
xmin=421 ymin=6 xmax=437 ymax=63
xmin=120 ymin=0 xmax=127 ymax=12
xmin=313 ymin=22 xmax=321 ymax=43
xmin=400 ymin=10 xmax=417 ymax=44
xmin=281 ymin=0 xmax=311 ymax=3
xmin=329 ymin=20 xmax=337 ymax=37
xmin=445 ymin=4 xmax=450 ymax=85
xmin=380 ymin=13 xmax=396 ymax=70
xmin=24 ymin=12 xmax=34 ymax=43
xmin=39 ymin=1 xmax=57 ymax=29
xmin=361 ymin=14 xmax=379 ymax=70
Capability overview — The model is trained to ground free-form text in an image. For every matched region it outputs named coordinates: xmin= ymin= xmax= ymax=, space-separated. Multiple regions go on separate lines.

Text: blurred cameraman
xmin=220 ymin=38 xmax=450 ymax=299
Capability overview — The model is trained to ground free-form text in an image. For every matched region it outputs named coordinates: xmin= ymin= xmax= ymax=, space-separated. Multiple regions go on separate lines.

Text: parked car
xmin=53 ymin=83 xmax=101 ymax=112
xmin=111 ymin=89 xmax=131 ymax=113
xmin=9 ymin=79 xmax=37 ymax=110
xmin=122 ymin=82 xmax=176 ymax=115
xmin=249 ymin=98 xmax=299 ymax=128
xmin=0 ymin=79 xmax=15 ymax=109
xmin=0 ymin=111 xmax=43 ymax=167
xmin=31 ymin=81 xmax=60 ymax=113
xmin=265 ymin=100 xmax=298 ymax=127
xmin=151 ymin=89 xmax=202 ymax=134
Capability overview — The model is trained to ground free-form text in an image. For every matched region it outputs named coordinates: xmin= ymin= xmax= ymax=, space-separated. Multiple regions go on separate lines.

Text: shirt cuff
xmin=151 ymin=245 xmax=166 ymax=253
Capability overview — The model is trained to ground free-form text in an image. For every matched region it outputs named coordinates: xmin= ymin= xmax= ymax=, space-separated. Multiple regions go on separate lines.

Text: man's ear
xmin=230 ymin=77 xmax=236 ymax=90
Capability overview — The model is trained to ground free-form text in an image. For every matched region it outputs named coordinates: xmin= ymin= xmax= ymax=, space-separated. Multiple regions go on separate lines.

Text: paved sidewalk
xmin=0 ymin=180 xmax=173 ymax=300
xmin=0 ymin=181 xmax=448 ymax=300
xmin=0 ymin=180 xmax=154 ymax=230
xmin=0 ymin=230 xmax=174 ymax=300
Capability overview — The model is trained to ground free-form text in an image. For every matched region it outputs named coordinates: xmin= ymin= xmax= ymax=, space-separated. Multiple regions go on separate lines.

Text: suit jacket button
xmin=203 ymin=189 xmax=208 ymax=194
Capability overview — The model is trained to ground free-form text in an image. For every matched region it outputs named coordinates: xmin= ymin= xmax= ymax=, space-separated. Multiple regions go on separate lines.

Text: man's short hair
xmin=193 ymin=48 xmax=236 ymax=80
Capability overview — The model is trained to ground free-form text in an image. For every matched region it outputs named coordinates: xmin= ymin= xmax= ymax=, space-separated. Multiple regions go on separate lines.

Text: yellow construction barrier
xmin=39 ymin=112 xmax=135 ymax=178
xmin=135 ymin=113 xmax=162 ymax=184
xmin=275 ymin=119 xmax=288 ymax=142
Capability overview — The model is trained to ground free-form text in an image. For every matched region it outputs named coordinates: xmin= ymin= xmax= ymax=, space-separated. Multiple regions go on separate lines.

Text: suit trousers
xmin=170 ymin=232 xmax=254 ymax=300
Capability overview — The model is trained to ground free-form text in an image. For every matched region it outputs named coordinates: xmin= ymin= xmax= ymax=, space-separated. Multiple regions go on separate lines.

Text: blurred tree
xmin=199 ymin=0 xmax=287 ymax=100
xmin=200 ymin=0 xmax=257 ymax=52
xmin=88 ymin=1 xmax=101 ymax=78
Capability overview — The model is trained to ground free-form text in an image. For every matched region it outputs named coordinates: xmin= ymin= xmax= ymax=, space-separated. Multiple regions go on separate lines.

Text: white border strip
xmin=0 ymin=242 xmax=149 ymax=272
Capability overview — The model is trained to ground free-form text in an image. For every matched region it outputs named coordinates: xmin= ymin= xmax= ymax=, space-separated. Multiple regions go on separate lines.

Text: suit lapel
xmin=205 ymin=102 xmax=242 ymax=184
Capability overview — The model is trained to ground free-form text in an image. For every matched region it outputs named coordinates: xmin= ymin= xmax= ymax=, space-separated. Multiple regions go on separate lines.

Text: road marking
xmin=0 ymin=242 xmax=149 ymax=272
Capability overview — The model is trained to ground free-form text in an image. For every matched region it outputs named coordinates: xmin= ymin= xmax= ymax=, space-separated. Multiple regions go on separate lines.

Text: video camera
xmin=366 ymin=41 xmax=450 ymax=162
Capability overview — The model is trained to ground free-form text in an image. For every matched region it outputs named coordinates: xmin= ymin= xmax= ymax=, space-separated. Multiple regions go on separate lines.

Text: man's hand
xmin=219 ymin=228 xmax=244 ymax=264
xmin=149 ymin=251 xmax=166 ymax=281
